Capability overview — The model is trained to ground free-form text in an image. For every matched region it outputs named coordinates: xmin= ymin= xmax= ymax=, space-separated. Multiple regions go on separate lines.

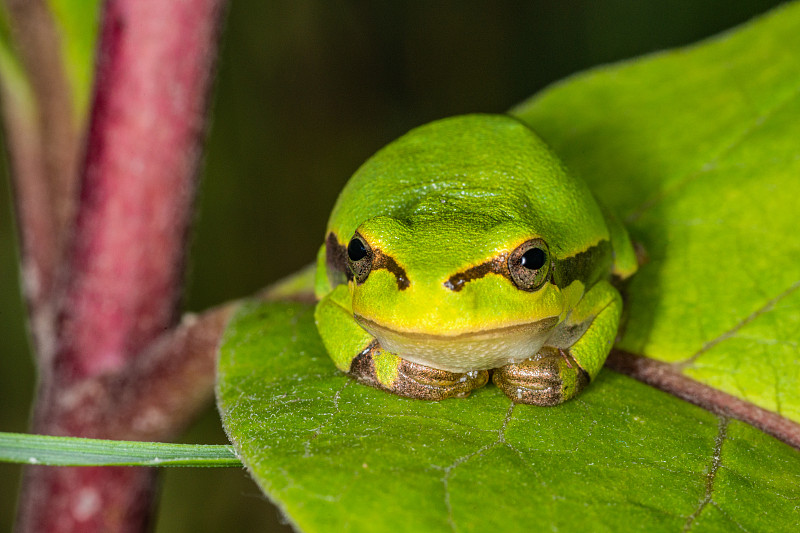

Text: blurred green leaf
xmin=0 ymin=0 xmax=100 ymax=127
xmin=218 ymin=301 xmax=800 ymax=532
xmin=46 ymin=0 xmax=101 ymax=123
xmin=0 ymin=432 xmax=240 ymax=467
xmin=512 ymin=1 xmax=800 ymax=422
xmin=0 ymin=6 xmax=34 ymax=121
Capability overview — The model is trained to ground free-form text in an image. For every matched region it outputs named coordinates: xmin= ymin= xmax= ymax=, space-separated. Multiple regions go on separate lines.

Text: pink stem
xmin=15 ymin=0 xmax=227 ymax=530
xmin=57 ymin=0 xmax=224 ymax=379
xmin=15 ymin=305 xmax=236 ymax=533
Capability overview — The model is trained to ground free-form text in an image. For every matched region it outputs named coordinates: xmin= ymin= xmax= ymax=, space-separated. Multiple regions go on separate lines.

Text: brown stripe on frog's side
xmin=445 ymin=239 xmax=612 ymax=292
xmin=325 ymin=232 xmax=353 ymax=287
xmin=372 ymin=249 xmax=410 ymax=290
xmin=551 ymin=240 xmax=612 ymax=289
xmin=349 ymin=340 xmax=381 ymax=386
xmin=444 ymin=254 xmax=510 ymax=292
xmin=325 ymin=231 xmax=410 ymax=290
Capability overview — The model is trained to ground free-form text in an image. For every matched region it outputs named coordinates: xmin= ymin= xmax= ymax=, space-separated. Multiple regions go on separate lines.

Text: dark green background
xmin=0 ymin=1 xmax=786 ymax=530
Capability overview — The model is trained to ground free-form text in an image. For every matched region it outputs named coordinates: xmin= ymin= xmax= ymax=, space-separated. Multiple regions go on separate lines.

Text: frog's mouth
xmin=354 ymin=315 xmax=559 ymax=373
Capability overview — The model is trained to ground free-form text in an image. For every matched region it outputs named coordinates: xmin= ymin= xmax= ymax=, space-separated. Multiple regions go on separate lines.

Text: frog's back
xmin=327 ymin=114 xmax=610 ymax=261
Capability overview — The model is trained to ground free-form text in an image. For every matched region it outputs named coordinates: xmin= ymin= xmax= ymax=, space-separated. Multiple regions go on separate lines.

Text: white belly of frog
xmin=356 ymin=314 xmax=560 ymax=373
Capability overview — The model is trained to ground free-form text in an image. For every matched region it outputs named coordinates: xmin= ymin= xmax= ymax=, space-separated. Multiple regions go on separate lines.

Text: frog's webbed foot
xmin=394 ymin=360 xmax=490 ymax=400
xmin=350 ymin=342 xmax=489 ymax=401
xmin=492 ymin=347 xmax=589 ymax=406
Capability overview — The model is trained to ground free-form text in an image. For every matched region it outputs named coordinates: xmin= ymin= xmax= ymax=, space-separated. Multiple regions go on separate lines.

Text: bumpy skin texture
xmin=314 ymin=114 xmax=636 ymax=405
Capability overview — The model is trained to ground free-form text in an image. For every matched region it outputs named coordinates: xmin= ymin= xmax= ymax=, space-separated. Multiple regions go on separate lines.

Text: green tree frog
xmin=314 ymin=114 xmax=637 ymax=405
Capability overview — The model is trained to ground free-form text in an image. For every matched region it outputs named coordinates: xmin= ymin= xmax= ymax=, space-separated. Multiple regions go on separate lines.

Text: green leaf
xmin=46 ymin=0 xmax=101 ymax=123
xmin=0 ymin=0 xmax=100 ymax=128
xmin=511 ymin=2 xmax=800 ymax=422
xmin=0 ymin=432 xmax=240 ymax=467
xmin=0 ymin=7 xmax=35 ymax=122
xmin=218 ymin=4 xmax=800 ymax=531
xmin=218 ymin=301 xmax=800 ymax=532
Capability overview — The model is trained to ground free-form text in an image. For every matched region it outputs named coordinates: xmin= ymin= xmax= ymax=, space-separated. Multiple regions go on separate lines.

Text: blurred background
xmin=0 ymin=1 xmax=786 ymax=530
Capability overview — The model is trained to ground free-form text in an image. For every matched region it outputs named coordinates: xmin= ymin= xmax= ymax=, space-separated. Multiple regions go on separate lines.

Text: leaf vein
xmin=441 ymin=403 xmax=516 ymax=532
xmin=627 ymin=82 xmax=800 ymax=222
xmin=676 ymin=279 xmax=800 ymax=368
xmin=683 ymin=416 xmax=729 ymax=532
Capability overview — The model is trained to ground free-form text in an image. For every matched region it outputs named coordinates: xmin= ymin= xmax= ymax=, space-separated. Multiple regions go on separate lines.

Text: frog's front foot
xmin=350 ymin=342 xmax=489 ymax=401
xmin=492 ymin=347 xmax=589 ymax=406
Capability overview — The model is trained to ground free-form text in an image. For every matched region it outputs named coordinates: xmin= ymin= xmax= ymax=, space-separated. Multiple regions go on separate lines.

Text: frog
xmin=314 ymin=114 xmax=637 ymax=406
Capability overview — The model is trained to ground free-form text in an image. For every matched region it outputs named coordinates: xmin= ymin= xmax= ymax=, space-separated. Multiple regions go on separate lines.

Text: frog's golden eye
xmin=347 ymin=234 xmax=373 ymax=283
xmin=508 ymin=238 xmax=550 ymax=291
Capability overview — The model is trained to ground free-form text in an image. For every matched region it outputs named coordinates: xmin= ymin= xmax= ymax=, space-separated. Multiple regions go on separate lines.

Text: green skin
xmin=314 ymin=115 xmax=637 ymax=405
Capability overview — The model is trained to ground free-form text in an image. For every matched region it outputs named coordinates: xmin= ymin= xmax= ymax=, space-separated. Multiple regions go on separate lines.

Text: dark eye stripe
xmin=328 ymin=232 xmax=611 ymax=293
xmin=372 ymin=250 xmax=410 ymax=290
xmin=445 ymin=240 xmax=611 ymax=292
xmin=444 ymin=257 xmax=507 ymax=292
xmin=551 ymin=240 xmax=611 ymax=289
xmin=326 ymin=232 xmax=353 ymax=285
xmin=325 ymin=232 xmax=410 ymax=290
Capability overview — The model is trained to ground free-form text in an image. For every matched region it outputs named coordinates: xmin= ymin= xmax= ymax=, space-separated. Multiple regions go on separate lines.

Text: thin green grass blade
xmin=0 ymin=432 xmax=241 ymax=467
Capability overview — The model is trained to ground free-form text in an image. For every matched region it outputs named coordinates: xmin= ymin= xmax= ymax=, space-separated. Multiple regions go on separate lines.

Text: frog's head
xmin=340 ymin=209 xmax=567 ymax=372
xmin=321 ymin=114 xmax=610 ymax=372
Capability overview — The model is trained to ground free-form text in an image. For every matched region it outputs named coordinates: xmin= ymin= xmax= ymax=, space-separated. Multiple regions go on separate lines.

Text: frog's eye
xmin=347 ymin=234 xmax=372 ymax=283
xmin=508 ymin=238 xmax=550 ymax=291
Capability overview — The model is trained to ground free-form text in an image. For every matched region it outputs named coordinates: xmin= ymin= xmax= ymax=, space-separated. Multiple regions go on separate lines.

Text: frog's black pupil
xmin=520 ymin=248 xmax=546 ymax=270
xmin=348 ymin=238 xmax=368 ymax=261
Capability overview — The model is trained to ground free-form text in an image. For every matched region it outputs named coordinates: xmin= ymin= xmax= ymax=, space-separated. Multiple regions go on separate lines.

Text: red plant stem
xmin=15 ymin=0 xmax=227 ymax=531
xmin=57 ymin=0 xmax=223 ymax=380
xmin=606 ymin=351 xmax=800 ymax=450
xmin=15 ymin=304 xmax=235 ymax=533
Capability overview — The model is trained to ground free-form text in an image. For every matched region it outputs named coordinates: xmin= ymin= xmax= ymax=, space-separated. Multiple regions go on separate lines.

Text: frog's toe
xmin=349 ymin=346 xmax=488 ymax=401
xmin=395 ymin=359 xmax=489 ymax=401
xmin=493 ymin=348 xmax=589 ymax=406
